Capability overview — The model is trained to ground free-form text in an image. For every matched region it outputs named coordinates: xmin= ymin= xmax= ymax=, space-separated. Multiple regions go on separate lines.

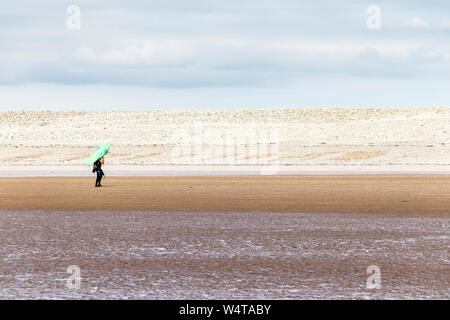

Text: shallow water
xmin=0 ymin=211 xmax=448 ymax=299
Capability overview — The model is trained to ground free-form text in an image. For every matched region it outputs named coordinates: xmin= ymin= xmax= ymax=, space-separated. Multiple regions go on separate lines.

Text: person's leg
xmin=96 ymin=171 xmax=101 ymax=186
xmin=98 ymin=170 xmax=103 ymax=186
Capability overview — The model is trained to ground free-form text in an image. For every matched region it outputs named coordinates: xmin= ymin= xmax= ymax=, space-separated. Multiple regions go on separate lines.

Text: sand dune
xmin=1 ymin=108 xmax=450 ymax=165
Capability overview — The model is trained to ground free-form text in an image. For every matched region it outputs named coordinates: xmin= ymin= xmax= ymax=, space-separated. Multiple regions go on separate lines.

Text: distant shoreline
xmin=1 ymin=164 xmax=450 ymax=177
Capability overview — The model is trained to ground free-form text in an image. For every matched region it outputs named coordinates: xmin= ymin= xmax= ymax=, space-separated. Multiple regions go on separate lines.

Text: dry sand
xmin=2 ymin=108 xmax=450 ymax=165
xmin=2 ymin=176 xmax=450 ymax=214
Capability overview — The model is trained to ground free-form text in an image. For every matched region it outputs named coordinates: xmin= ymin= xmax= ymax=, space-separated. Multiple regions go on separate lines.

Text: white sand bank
xmin=1 ymin=108 xmax=450 ymax=165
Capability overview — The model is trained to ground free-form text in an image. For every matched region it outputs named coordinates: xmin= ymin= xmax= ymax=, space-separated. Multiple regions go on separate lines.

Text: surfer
xmin=93 ymin=157 xmax=105 ymax=187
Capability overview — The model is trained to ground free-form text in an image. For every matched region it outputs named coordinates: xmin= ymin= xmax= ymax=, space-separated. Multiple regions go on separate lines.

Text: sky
xmin=0 ymin=0 xmax=449 ymax=110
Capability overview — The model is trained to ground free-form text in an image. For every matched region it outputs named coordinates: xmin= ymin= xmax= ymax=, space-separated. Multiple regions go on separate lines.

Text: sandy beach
xmin=1 ymin=175 xmax=450 ymax=214
xmin=3 ymin=0 xmax=450 ymax=301
xmin=1 ymin=175 xmax=449 ymax=299
xmin=2 ymin=108 xmax=449 ymax=300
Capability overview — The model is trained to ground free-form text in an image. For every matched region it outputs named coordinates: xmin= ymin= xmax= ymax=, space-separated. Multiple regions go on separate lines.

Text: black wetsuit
xmin=93 ymin=159 xmax=104 ymax=187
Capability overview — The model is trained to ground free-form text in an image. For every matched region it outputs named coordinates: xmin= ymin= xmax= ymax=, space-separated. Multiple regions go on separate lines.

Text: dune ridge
xmin=1 ymin=108 xmax=450 ymax=165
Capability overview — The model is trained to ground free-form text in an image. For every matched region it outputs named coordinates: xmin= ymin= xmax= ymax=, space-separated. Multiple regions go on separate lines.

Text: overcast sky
xmin=0 ymin=0 xmax=449 ymax=109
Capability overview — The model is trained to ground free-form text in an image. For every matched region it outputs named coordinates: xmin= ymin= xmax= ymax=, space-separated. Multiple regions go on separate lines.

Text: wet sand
xmin=0 ymin=210 xmax=448 ymax=299
xmin=1 ymin=175 xmax=450 ymax=214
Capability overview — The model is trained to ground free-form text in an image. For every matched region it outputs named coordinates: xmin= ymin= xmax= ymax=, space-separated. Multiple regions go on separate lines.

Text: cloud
xmin=2 ymin=36 xmax=449 ymax=87
xmin=409 ymin=17 xmax=429 ymax=28
xmin=1 ymin=0 xmax=450 ymax=108
xmin=75 ymin=40 xmax=195 ymax=67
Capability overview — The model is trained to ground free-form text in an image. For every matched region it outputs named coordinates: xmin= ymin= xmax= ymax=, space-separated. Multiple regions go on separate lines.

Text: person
xmin=93 ymin=157 xmax=105 ymax=187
